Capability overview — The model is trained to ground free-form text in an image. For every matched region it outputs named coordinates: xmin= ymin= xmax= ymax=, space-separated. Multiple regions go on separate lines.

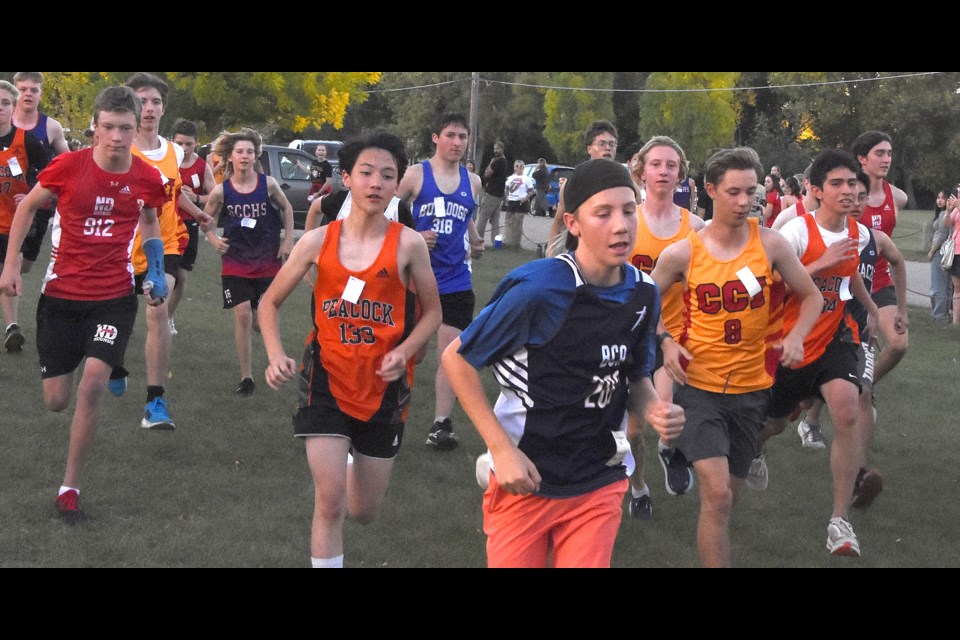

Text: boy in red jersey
xmin=0 ymin=86 xmax=169 ymax=523
xmin=259 ymin=131 xmax=441 ymax=568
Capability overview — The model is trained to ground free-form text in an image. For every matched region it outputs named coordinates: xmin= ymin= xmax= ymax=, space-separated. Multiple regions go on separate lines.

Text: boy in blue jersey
xmin=442 ymin=159 xmax=685 ymax=568
xmin=397 ymin=113 xmax=484 ymax=450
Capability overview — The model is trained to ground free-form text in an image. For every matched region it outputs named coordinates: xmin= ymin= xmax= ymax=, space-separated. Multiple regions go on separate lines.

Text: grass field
xmin=0 ymin=211 xmax=956 ymax=568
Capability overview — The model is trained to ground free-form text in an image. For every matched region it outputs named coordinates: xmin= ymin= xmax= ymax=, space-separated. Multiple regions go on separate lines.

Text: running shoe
xmin=826 ymin=516 xmax=861 ymax=557
xmin=141 ymin=397 xmax=176 ymax=430
xmin=745 ymin=450 xmax=768 ymax=491
xmin=55 ymin=489 xmax=85 ymax=524
xmin=168 ymin=317 xmax=178 ymax=336
xmin=658 ymin=445 xmax=694 ymax=495
xmin=4 ymin=323 xmax=24 ymax=353
xmin=852 ymin=467 xmax=884 ymax=508
xmin=235 ymin=377 xmax=255 ymax=397
xmin=628 ymin=493 xmax=653 ymax=520
xmin=797 ymin=418 xmax=827 ymax=449
xmin=426 ymin=418 xmax=460 ymax=450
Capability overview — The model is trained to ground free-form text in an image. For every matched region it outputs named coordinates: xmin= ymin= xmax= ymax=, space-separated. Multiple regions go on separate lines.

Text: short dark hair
xmin=13 ymin=71 xmax=44 ymax=85
xmin=338 ymin=130 xmax=409 ymax=183
xmin=809 ymin=149 xmax=860 ymax=189
xmin=171 ymin=118 xmax=199 ymax=140
xmin=433 ymin=112 xmax=470 ymax=136
xmin=850 ymin=130 xmax=892 ymax=160
xmin=584 ymin=120 xmax=618 ymax=148
xmin=855 ymin=170 xmax=870 ymax=190
xmin=93 ymin=86 xmax=141 ymax=126
xmin=703 ymin=147 xmax=763 ymax=187
xmin=125 ymin=72 xmax=169 ymax=101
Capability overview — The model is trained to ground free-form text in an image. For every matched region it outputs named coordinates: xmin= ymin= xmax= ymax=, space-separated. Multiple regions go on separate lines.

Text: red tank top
xmin=310 ymin=220 xmax=416 ymax=421
xmin=862 ymin=180 xmax=896 ymax=291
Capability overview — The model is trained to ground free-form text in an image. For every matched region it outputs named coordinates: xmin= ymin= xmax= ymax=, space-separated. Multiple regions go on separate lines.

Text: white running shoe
xmin=168 ymin=318 xmax=178 ymax=336
xmin=797 ymin=418 xmax=827 ymax=449
xmin=826 ymin=516 xmax=861 ymax=557
xmin=475 ymin=452 xmax=493 ymax=489
xmin=745 ymin=450 xmax=768 ymax=491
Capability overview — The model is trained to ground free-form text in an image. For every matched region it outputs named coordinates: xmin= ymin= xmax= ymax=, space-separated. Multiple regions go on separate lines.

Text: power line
xmin=366 ymin=72 xmax=945 ymax=95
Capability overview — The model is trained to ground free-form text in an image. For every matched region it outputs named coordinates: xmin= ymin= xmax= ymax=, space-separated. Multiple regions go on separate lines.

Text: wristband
xmin=656 ymin=331 xmax=674 ymax=348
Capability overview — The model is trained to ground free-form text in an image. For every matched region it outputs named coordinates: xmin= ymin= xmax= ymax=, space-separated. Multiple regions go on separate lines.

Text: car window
xmin=279 ymin=152 xmax=311 ymax=180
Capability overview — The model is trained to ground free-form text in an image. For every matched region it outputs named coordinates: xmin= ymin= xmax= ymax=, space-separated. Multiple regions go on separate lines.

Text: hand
xmin=894 ymin=309 xmax=909 ymax=334
xmin=420 ymin=229 xmax=438 ymax=250
xmin=181 ymin=185 xmax=197 ymax=200
xmin=814 ymin=238 xmax=858 ymax=272
xmin=195 ymin=210 xmax=215 ymax=230
xmin=141 ymin=278 xmax=167 ymax=306
xmin=490 ymin=446 xmax=541 ymax=495
xmin=265 ymin=353 xmax=298 ymax=389
xmin=470 ymin=238 xmax=484 ymax=259
xmin=0 ymin=271 xmax=21 ymax=297
xmin=13 ymin=193 xmax=27 ymax=205
xmin=776 ymin=333 xmax=805 ymax=368
xmin=643 ymin=399 xmax=685 ymax=442
xmin=376 ymin=350 xmax=408 ymax=381
xmin=661 ymin=338 xmax=692 ymax=385
xmin=866 ymin=309 xmax=879 ymax=346
xmin=210 ymin=235 xmax=229 ymax=255
xmin=278 ymin=238 xmax=293 ymax=263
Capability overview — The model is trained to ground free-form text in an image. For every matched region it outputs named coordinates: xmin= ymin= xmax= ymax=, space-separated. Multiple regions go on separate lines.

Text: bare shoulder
xmin=398 ymin=162 xmax=425 ymax=201
xmin=891 ymin=182 xmax=908 ymax=210
xmin=687 ymin=210 xmax=706 ymax=230
xmin=469 ymin=171 xmax=482 ymax=198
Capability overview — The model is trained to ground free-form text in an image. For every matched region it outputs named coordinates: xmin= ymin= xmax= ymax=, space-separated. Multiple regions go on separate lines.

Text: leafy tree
xmin=639 ymin=72 xmax=739 ymax=171
xmin=541 ymin=72 xmax=614 ymax=164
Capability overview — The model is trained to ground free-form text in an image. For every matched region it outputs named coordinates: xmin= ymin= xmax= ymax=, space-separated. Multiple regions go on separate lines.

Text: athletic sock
xmin=311 ymin=555 xmax=344 ymax=568
xmin=434 ymin=416 xmax=448 ymax=424
xmin=631 ymin=485 xmax=650 ymax=499
xmin=59 ymin=485 xmax=78 ymax=496
xmin=147 ymin=386 xmax=165 ymax=402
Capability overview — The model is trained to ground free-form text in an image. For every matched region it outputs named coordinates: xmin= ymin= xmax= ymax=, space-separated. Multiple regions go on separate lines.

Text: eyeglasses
xmin=592 ymin=140 xmax=618 ymax=149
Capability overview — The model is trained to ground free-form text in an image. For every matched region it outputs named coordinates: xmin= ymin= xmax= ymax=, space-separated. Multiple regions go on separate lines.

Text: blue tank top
xmin=221 ymin=173 xmax=282 ymax=278
xmin=411 ymin=161 xmax=475 ymax=294
xmin=25 ymin=113 xmax=52 ymax=157
xmin=673 ymin=179 xmax=691 ymax=209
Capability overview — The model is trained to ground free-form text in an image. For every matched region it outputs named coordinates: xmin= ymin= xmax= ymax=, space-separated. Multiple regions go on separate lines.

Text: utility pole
xmin=469 ymin=72 xmax=479 ymax=163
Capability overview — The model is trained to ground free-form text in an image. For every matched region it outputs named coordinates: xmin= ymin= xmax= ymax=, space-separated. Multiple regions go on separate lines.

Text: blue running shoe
xmin=108 ymin=376 xmax=128 ymax=397
xmin=141 ymin=397 xmax=175 ymax=430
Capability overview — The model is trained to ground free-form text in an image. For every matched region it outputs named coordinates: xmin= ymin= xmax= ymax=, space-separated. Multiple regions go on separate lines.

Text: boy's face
xmin=811 ymin=167 xmax=858 ymax=215
xmin=134 ymin=86 xmax=164 ymax=133
xmin=229 ymin=140 xmax=257 ymax=171
xmin=0 ymin=90 xmax=15 ymax=124
xmin=641 ymin=145 xmax=681 ymax=195
xmin=858 ymin=141 xmax=892 ymax=179
xmin=706 ymin=168 xmax=758 ymax=224
xmin=14 ymin=79 xmax=41 ymax=111
xmin=173 ymin=134 xmax=198 ymax=158
xmin=94 ymin=110 xmax=139 ymax=161
xmin=851 ymin=182 xmax=869 ymax=219
xmin=433 ymin=124 xmax=468 ymax=163
xmin=342 ymin=147 xmax=399 ymax=212
xmin=315 ymin=145 xmax=327 ymax=160
xmin=565 ymin=186 xmax=638 ymax=269
xmin=587 ymin=133 xmax=617 ymax=160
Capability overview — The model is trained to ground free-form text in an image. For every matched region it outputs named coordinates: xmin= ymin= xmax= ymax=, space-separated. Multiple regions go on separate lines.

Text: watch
xmin=656 ymin=332 xmax=674 ymax=348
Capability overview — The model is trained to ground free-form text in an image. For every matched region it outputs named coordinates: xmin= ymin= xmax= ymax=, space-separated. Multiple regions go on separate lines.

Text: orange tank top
xmin=131 ymin=140 xmax=187 ymax=273
xmin=0 ymin=127 xmax=31 ymax=233
xmin=784 ymin=213 xmax=860 ymax=368
xmin=682 ymin=218 xmax=776 ymax=393
xmin=630 ymin=206 xmax=692 ymax=337
xmin=311 ymin=220 xmax=416 ymax=422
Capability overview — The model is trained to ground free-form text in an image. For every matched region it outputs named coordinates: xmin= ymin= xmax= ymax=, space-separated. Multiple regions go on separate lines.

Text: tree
xmin=541 ymin=72 xmax=614 ymax=164
xmin=639 ymin=72 xmax=739 ymax=172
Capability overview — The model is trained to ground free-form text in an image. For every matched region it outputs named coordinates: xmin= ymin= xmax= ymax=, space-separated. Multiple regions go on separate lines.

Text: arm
xmin=261 ymin=228 xmax=327 ymax=389
xmin=763 ymin=229 xmax=821 ymax=367
xmin=376 ymin=230 xmax=442 ymax=381
xmin=874 ymin=230 xmax=909 ymax=334
xmin=0 ymin=184 xmax=52 ymax=296
xmin=849 ymin=270 xmax=880 ymax=343
xmin=442 ymin=336 xmax=542 ymax=495
xmin=178 ymin=190 xmax=213 ymax=228
xmin=546 ymin=181 xmax=567 ymax=257
xmin=138 ymin=206 xmax=166 ymax=306
xmin=304 ymin=196 xmax=325 ymax=232
xmin=467 ymin=217 xmax=484 ymax=258
xmin=650 ymin=240 xmax=695 ymax=384
xmin=395 ymin=163 xmax=437 ymax=250
xmin=627 ymin=376 xmax=684 ymax=442
xmin=688 ymin=178 xmax=698 ymax=215
xmin=892 ymin=184 xmax=909 ymax=216
xmin=267 ymin=176 xmax=295 ymax=261
xmin=762 ymin=201 xmax=774 ymax=225
xmin=47 ymin=118 xmax=70 ymax=156
xmin=203 ymin=184 xmax=229 ymax=254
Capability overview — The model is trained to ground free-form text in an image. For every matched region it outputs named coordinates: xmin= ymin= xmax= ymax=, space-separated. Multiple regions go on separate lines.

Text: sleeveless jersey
xmin=863 ymin=180 xmax=896 ymax=292
xmin=765 ymin=190 xmax=782 ymax=227
xmin=784 ymin=213 xmax=861 ymax=367
xmin=673 ymin=179 xmax=692 ymax=209
xmin=131 ymin=138 xmax=186 ymax=272
xmin=306 ymin=220 xmax=416 ymax=422
xmin=681 ymin=218 xmax=776 ymax=393
xmin=795 ymin=199 xmax=806 ymax=217
xmin=0 ymin=127 xmax=30 ymax=233
xmin=845 ymin=228 xmax=878 ymax=338
xmin=221 ymin=173 xmax=282 ymax=278
xmin=630 ymin=206 xmax=693 ymax=338
xmin=23 ymin=113 xmax=52 ymax=155
xmin=35 ymin=148 xmax=168 ymax=300
xmin=487 ymin=254 xmax=657 ymax=498
xmin=411 ymin=161 xmax=475 ymax=294
xmin=177 ymin=156 xmax=209 ymax=222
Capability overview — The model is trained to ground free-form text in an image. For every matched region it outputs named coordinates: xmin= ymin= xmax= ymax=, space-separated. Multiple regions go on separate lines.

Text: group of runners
xmin=0 ymin=72 xmax=911 ymax=568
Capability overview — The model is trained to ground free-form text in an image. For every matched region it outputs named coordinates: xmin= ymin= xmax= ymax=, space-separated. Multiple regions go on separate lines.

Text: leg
xmin=550 ymin=479 xmax=627 ymax=568
xmin=626 ymin=412 xmax=651 ymax=518
xmin=692 ymin=457 xmax=735 ymax=568
xmin=304 ymin=436 xmax=352 ymax=560
xmin=475 ymin=194 xmax=497 ymax=243
xmin=872 ymin=303 xmax=908 ymax=384
xmin=820 ymin=378 xmax=863 ymax=519
xmin=43 ymin=371 xmax=76 ymax=413
xmin=168 ymin=267 xmax=188 ymax=318
xmin=346 ymin=451 xmax=395 ymax=524
xmin=234 ymin=301 xmax=254 ymax=381
xmin=952 ymin=275 xmax=960 ymax=325
xmin=144 ymin=273 xmax=176 ymax=387
xmin=61 ymin=357 xmax=113 ymax=488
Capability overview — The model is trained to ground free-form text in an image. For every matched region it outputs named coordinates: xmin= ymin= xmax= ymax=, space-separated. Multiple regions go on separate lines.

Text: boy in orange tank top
xmin=259 ymin=131 xmax=441 ymax=568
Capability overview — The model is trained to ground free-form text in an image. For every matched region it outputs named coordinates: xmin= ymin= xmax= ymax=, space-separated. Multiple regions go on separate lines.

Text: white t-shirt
xmin=504 ymin=173 xmax=536 ymax=202
xmin=778 ymin=213 xmax=871 ymax=257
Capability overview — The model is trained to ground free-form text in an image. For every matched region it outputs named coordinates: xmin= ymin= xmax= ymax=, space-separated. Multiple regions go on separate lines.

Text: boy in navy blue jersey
xmin=442 ymin=159 xmax=685 ymax=568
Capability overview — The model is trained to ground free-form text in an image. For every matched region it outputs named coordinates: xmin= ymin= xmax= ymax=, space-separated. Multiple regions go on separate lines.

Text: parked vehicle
xmin=258 ymin=145 xmax=319 ymax=229
xmin=523 ymin=163 xmax=573 ymax=216
xmin=288 ymin=139 xmax=344 ymax=193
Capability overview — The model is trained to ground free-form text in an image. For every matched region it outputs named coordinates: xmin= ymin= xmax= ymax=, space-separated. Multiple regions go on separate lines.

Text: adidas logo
xmin=376 ymin=268 xmax=390 ymax=278
xmin=119 ymin=185 xmax=131 ymax=194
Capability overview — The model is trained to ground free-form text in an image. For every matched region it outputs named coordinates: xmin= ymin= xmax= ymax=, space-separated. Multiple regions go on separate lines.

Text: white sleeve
xmin=777 ymin=216 xmax=808 ymax=259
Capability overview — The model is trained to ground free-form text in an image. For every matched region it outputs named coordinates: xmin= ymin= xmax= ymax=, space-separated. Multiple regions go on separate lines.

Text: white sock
xmin=434 ymin=416 xmax=448 ymax=424
xmin=311 ymin=554 xmax=344 ymax=568
xmin=631 ymin=485 xmax=649 ymax=499
xmin=59 ymin=485 xmax=78 ymax=496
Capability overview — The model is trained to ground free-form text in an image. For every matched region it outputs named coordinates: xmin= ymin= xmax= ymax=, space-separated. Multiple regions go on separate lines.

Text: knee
xmin=235 ymin=308 xmax=253 ymax=330
xmin=44 ymin=392 xmax=70 ymax=412
xmin=349 ymin=505 xmax=380 ymax=526
xmin=313 ymin=492 xmax=347 ymax=525
xmin=698 ymin=479 xmax=733 ymax=516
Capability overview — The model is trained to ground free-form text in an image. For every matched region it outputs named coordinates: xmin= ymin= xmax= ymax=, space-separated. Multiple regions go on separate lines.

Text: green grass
xmin=1 ymin=229 xmax=956 ymax=568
